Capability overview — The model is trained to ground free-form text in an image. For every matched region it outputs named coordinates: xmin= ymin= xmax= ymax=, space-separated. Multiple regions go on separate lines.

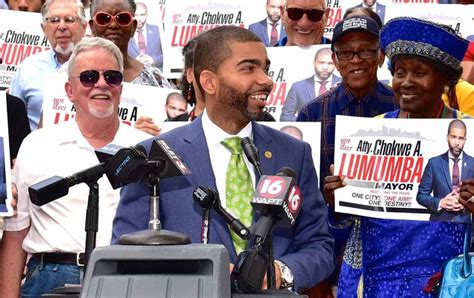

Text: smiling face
xmin=65 ymin=46 xmax=122 ymax=121
xmin=41 ymin=0 xmax=86 ymax=61
xmin=204 ymin=41 xmax=273 ymax=130
xmin=391 ymin=56 xmax=447 ymax=118
xmin=333 ymin=31 xmax=382 ymax=99
xmin=89 ymin=0 xmax=136 ymax=52
xmin=282 ymin=0 xmax=328 ymax=46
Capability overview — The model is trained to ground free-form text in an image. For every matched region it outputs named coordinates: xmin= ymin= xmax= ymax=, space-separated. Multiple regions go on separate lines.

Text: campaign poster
xmin=334 ymin=115 xmax=474 ymax=223
xmin=385 ymin=3 xmax=474 ymax=39
xmin=42 ymin=73 xmax=176 ymax=128
xmin=158 ymin=121 xmax=322 ymax=185
xmin=0 ymin=10 xmax=48 ymax=88
xmin=162 ymin=0 xmax=258 ymax=78
xmin=126 ymin=0 xmax=166 ymax=70
xmin=0 ymin=91 xmax=13 ymax=217
xmin=269 ymin=45 xmax=343 ymax=121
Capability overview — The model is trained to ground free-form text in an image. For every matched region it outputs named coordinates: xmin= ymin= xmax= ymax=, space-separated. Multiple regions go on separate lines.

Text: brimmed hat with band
xmin=380 ymin=17 xmax=469 ymax=73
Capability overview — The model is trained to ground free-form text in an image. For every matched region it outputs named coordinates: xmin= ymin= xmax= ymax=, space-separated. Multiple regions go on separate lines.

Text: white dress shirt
xmin=201 ymin=110 xmax=256 ymax=209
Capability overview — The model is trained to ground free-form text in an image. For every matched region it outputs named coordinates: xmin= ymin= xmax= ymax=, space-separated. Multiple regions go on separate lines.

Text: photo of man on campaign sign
xmin=334 ymin=116 xmax=474 ymax=224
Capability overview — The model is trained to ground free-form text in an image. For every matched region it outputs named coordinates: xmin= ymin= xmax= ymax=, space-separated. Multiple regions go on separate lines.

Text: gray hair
xmin=41 ymin=0 xmax=87 ymax=24
xmin=68 ymin=37 xmax=124 ymax=76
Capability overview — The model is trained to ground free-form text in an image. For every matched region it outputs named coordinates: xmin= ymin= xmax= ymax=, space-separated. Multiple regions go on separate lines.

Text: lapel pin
xmin=264 ymin=151 xmax=272 ymax=159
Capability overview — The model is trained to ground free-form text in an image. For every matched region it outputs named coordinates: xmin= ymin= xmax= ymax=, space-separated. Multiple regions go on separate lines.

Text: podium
xmin=80 ymin=244 xmax=231 ymax=298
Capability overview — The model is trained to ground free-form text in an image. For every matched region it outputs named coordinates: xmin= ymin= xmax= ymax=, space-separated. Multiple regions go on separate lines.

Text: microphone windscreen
xmin=29 ymin=176 xmax=69 ymax=206
xmin=276 ymin=167 xmax=297 ymax=180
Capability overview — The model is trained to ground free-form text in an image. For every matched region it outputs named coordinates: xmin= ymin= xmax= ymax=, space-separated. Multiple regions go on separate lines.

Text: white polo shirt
xmin=4 ymin=121 xmax=149 ymax=253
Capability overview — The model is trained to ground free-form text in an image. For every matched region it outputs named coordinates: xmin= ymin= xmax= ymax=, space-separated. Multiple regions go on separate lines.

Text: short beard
xmin=55 ymin=42 xmax=75 ymax=57
xmin=219 ymin=82 xmax=264 ymax=121
xmin=88 ymin=102 xmax=115 ymax=119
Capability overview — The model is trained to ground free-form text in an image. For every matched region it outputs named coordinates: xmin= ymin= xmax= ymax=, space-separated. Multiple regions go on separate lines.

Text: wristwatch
xmin=275 ymin=260 xmax=294 ymax=289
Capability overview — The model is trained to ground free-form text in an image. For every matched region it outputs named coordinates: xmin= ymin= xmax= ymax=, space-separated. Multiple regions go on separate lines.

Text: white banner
xmin=0 ymin=91 xmax=13 ymax=217
xmin=0 ymin=10 xmax=49 ymax=88
xmin=334 ymin=115 xmax=474 ymax=223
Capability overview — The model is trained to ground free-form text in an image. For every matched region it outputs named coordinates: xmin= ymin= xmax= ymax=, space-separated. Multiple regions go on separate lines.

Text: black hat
xmin=331 ymin=16 xmax=380 ymax=51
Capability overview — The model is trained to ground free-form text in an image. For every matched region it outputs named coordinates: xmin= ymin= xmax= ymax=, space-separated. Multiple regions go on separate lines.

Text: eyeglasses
xmin=286 ymin=7 xmax=326 ymax=22
xmin=335 ymin=49 xmax=379 ymax=61
xmin=93 ymin=11 xmax=133 ymax=27
xmin=45 ymin=15 xmax=80 ymax=25
xmin=70 ymin=70 xmax=123 ymax=87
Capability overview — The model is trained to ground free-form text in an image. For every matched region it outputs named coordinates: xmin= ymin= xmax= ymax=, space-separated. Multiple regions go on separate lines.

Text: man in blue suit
xmin=128 ymin=2 xmax=163 ymax=69
xmin=350 ymin=0 xmax=385 ymax=24
xmin=249 ymin=0 xmax=287 ymax=46
xmin=417 ymin=120 xmax=474 ymax=223
xmin=113 ymin=26 xmax=335 ymax=292
xmin=280 ymin=47 xmax=341 ymax=121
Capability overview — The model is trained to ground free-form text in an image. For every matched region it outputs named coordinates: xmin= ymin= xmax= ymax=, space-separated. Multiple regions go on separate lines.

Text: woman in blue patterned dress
xmin=326 ymin=17 xmax=471 ymax=297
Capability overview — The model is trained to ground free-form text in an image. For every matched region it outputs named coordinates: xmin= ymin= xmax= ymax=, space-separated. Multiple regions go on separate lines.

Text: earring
xmin=187 ymin=84 xmax=193 ymax=101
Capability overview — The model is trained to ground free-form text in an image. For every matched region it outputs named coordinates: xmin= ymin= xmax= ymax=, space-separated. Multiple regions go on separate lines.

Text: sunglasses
xmin=70 ymin=70 xmax=123 ymax=87
xmin=93 ymin=11 xmax=133 ymax=27
xmin=286 ymin=7 xmax=326 ymax=22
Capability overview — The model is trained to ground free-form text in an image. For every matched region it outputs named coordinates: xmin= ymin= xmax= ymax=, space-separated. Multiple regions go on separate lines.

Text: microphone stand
xmin=84 ymin=180 xmax=100 ymax=273
xmin=118 ymin=160 xmax=191 ymax=245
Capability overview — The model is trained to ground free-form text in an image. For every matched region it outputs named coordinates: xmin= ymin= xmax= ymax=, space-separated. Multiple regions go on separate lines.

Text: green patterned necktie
xmin=221 ymin=136 xmax=254 ymax=254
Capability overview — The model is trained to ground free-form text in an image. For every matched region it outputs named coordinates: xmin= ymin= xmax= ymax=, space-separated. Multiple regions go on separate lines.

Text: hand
xmin=439 ymin=190 xmax=464 ymax=212
xmin=323 ymin=164 xmax=346 ymax=208
xmin=11 ymin=183 xmax=18 ymax=217
xmin=229 ymin=263 xmax=234 ymax=273
xmin=262 ymin=261 xmax=282 ymax=290
xmin=459 ymin=178 xmax=474 ymax=213
xmin=136 ymin=54 xmax=154 ymax=66
xmin=134 ymin=116 xmax=161 ymax=136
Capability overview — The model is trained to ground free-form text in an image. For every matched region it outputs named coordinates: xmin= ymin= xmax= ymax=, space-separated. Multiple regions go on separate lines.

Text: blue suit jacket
xmin=280 ymin=75 xmax=342 ymax=121
xmin=249 ymin=19 xmax=287 ymax=47
xmin=128 ymin=23 xmax=163 ymax=69
xmin=112 ymin=117 xmax=335 ymax=291
xmin=417 ymin=151 xmax=474 ymax=222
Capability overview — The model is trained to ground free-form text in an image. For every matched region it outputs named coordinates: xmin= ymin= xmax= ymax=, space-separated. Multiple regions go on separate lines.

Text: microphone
xmin=148 ymin=139 xmax=191 ymax=178
xmin=192 ymin=186 xmax=213 ymax=244
xmin=241 ymin=137 xmax=263 ymax=177
xmin=231 ymin=167 xmax=302 ymax=294
xmin=102 ymin=145 xmax=149 ymax=189
xmin=252 ymin=167 xmax=302 ymax=228
xmin=192 ymin=186 xmax=250 ymax=240
xmin=28 ymin=144 xmax=149 ymax=205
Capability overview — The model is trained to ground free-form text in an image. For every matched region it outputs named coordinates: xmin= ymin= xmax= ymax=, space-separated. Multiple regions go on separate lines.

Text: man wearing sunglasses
xmin=9 ymin=0 xmax=87 ymax=131
xmin=113 ymin=26 xmax=335 ymax=293
xmin=0 ymin=37 xmax=149 ymax=297
xmin=279 ymin=0 xmax=330 ymax=46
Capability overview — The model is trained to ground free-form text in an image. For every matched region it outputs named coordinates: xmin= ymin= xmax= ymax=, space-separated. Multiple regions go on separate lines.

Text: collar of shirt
xmin=201 ymin=110 xmax=256 ymax=208
xmin=267 ymin=19 xmax=281 ymax=27
xmin=448 ymin=151 xmax=464 ymax=162
xmin=50 ymin=49 xmax=63 ymax=69
xmin=314 ymin=74 xmax=333 ymax=84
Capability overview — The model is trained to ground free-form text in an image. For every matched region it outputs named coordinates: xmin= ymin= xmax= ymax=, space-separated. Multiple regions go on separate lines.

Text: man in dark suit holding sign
xmin=113 ymin=26 xmax=335 ymax=292
xmin=417 ymin=119 xmax=474 ymax=223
